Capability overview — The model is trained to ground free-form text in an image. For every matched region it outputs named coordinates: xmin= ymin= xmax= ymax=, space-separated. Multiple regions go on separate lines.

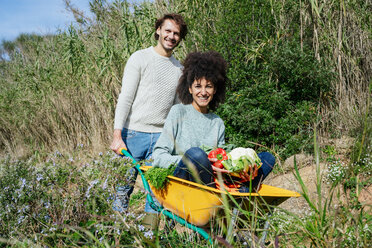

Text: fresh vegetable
xmin=221 ymin=147 xmax=262 ymax=174
xmin=200 ymin=144 xmax=237 ymax=154
xmin=208 ymin=148 xmax=228 ymax=169
xmin=145 ymin=164 xmax=176 ymax=190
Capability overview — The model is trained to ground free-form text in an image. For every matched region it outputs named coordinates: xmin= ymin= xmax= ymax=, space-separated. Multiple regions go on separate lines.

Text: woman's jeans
xmin=112 ymin=128 xmax=161 ymax=213
xmin=173 ymin=147 xmax=275 ymax=192
xmin=173 ymin=147 xmax=216 ymax=187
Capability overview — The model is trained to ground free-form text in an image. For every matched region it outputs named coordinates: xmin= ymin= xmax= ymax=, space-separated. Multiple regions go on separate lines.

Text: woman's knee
xmin=184 ymin=147 xmax=208 ymax=161
xmin=258 ymin=152 xmax=275 ymax=166
xmin=258 ymin=152 xmax=276 ymax=175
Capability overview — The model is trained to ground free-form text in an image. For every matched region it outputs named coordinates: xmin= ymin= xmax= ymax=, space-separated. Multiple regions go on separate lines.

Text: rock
xmin=265 ymin=162 xmax=331 ymax=215
xmin=358 ymin=184 xmax=372 ymax=211
xmin=334 ymin=136 xmax=355 ymax=151
xmin=319 ymin=135 xmax=355 ymax=161
xmin=282 ymin=153 xmax=314 ymax=172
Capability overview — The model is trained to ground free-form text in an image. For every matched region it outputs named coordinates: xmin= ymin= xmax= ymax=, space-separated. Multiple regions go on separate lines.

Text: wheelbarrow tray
xmin=140 ymin=166 xmax=300 ymax=226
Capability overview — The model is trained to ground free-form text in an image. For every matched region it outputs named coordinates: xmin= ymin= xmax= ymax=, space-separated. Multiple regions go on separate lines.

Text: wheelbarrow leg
xmin=236 ymin=230 xmax=260 ymax=248
xmin=259 ymin=213 xmax=271 ymax=246
xmin=227 ymin=208 xmax=240 ymax=243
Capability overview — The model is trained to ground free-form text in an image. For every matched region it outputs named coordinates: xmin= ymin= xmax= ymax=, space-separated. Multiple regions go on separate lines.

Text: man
xmin=110 ymin=13 xmax=188 ymax=213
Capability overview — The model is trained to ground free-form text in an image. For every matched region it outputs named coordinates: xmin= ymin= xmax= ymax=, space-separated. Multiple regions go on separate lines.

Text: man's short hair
xmin=154 ymin=13 xmax=188 ymax=40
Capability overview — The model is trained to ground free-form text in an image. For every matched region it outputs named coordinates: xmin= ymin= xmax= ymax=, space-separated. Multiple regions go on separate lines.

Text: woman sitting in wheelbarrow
xmin=153 ymin=51 xmax=275 ymax=192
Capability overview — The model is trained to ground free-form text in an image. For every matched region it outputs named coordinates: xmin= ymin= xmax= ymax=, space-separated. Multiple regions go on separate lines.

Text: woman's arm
xmin=217 ymin=121 xmax=226 ymax=147
xmin=152 ymin=106 xmax=183 ymax=168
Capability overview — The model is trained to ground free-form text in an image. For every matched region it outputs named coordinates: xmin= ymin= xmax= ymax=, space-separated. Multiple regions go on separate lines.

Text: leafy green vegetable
xmin=222 ymin=147 xmax=261 ymax=173
xmin=200 ymin=143 xmax=237 ymax=154
xmin=144 ymin=164 xmax=176 ymax=190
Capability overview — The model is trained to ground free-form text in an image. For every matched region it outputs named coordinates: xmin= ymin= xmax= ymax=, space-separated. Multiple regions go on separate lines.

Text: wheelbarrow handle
xmin=119 ymin=148 xmax=161 ymax=212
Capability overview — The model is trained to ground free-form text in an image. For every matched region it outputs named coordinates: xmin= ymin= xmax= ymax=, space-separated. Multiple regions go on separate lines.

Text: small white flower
xmin=17 ymin=215 xmax=25 ymax=224
xmin=20 ymin=178 xmax=26 ymax=188
xmin=102 ymin=178 xmax=108 ymax=190
xmin=138 ymin=224 xmax=145 ymax=231
xmin=36 ymin=174 xmax=43 ymax=181
xmin=144 ymin=230 xmax=153 ymax=239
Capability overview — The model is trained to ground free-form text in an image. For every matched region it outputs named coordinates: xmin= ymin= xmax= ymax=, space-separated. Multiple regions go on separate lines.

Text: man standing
xmin=110 ymin=13 xmax=188 ymax=213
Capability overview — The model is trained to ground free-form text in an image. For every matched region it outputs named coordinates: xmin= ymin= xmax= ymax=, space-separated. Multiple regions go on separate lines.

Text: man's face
xmin=156 ymin=19 xmax=181 ymax=52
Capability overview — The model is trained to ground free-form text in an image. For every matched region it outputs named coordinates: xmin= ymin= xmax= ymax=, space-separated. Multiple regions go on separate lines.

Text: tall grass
xmin=0 ymin=0 xmax=157 ymax=156
xmin=1 ymin=0 xmax=370 ymax=157
xmin=0 ymin=133 xmax=370 ymax=247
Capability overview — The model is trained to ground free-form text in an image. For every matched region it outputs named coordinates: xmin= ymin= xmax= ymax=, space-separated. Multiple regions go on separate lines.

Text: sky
xmin=0 ymin=0 xmax=93 ymax=42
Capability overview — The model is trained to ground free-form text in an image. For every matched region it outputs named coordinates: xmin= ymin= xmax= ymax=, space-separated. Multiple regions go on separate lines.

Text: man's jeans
xmin=112 ymin=128 xmax=160 ymax=213
xmin=173 ymin=147 xmax=275 ymax=192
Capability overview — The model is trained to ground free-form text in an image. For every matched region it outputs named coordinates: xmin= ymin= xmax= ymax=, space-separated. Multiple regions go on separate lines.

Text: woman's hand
xmin=208 ymin=157 xmax=218 ymax=163
xmin=238 ymin=164 xmax=259 ymax=181
xmin=209 ymin=157 xmax=229 ymax=172
xmin=211 ymin=164 xmax=229 ymax=173
xmin=110 ymin=129 xmax=127 ymax=155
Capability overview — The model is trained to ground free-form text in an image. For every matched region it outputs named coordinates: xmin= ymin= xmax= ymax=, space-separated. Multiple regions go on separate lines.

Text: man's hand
xmin=110 ymin=129 xmax=127 ymax=155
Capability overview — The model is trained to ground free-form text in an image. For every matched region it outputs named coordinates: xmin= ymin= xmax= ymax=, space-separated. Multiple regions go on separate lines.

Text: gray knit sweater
xmin=153 ymin=104 xmax=225 ymax=168
xmin=114 ymin=47 xmax=182 ymax=132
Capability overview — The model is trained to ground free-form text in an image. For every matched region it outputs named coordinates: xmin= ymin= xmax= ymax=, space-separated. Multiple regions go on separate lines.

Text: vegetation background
xmin=0 ymin=0 xmax=370 ymax=247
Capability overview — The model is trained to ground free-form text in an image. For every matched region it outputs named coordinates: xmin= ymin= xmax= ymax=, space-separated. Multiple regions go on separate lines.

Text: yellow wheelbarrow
xmin=120 ymin=148 xmax=300 ymax=245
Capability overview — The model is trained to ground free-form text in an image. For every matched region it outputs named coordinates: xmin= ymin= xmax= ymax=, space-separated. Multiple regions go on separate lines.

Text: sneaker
xmin=112 ymin=167 xmax=138 ymax=212
xmin=112 ymin=185 xmax=132 ymax=212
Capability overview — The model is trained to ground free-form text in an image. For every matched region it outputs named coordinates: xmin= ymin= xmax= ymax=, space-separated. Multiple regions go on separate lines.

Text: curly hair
xmin=154 ymin=13 xmax=188 ymax=40
xmin=176 ymin=51 xmax=227 ymax=111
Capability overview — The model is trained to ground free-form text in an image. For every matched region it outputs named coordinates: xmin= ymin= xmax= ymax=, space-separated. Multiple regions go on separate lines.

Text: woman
xmin=153 ymin=51 xmax=275 ymax=191
xmin=153 ymin=51 xmax=227 ymax=187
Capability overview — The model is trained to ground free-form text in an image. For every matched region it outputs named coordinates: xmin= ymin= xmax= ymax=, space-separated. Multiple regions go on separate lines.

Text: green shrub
xmin=217 ymin=81 xmax=316 ymax=158
xmin=216 ymin=40 xmax=333 ymax=158
xmin=267 ymin=41 xmax=334 ymax=103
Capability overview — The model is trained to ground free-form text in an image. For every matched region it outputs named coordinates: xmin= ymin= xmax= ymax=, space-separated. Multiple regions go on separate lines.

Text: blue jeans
xmin=173 ymin=147 xmax=275 ymax=192
xmin=112 ymin=128 xmax=161 ymax=213
xmin=239 ymin=152 xmax=275 ymax=192
xmin=121 ymin=128 xmax=160 ymax=163
xmin=173 ymin=147 xmax=216 ymax=187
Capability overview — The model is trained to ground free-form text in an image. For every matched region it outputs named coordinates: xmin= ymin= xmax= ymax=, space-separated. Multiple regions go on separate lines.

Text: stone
xmin=358 ymin=184 xmax=372 ymax=211
xmin=282 ymin=153 xmax=314 ymax=172
xmin=265 ymin=162 xmax=331 ymax=215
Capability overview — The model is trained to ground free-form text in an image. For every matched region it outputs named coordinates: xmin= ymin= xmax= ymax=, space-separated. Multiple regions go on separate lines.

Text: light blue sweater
xmin=153 ymin=104 xmax=225 ymax=168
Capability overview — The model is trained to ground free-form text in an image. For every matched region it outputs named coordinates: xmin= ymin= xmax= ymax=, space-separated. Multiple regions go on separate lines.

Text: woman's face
xmin=189 ymin=77 xmax=216 ymax=113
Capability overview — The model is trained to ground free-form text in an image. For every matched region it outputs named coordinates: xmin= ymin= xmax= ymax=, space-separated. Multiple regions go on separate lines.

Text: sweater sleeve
xmin=114 ymin=52 xmax=142 ymax=130
xmin=152 ymin=106 xmax=183 ymax=168
xmin=217 ymin=120 xmax=226 ymax=147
